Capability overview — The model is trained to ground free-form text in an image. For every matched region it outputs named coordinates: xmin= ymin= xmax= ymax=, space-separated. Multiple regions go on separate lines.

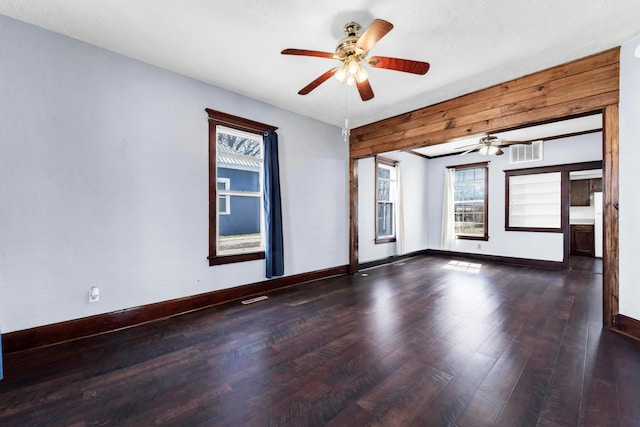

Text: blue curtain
xmin=0 ymin=326 xmax=3 ymax=380
xmin=263 ymin=130 xmax=284 ymax=278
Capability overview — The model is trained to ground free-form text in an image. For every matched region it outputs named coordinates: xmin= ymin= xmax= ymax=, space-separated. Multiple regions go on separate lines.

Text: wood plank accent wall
xmin=347 ymin=48 xmax=633 ymax=339
xmin=349 ymin=48 xmax=619 ymax=159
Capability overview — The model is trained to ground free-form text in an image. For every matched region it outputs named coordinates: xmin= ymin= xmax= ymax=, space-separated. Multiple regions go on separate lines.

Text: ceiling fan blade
xmin=456 ymin=142 xmax=481 ymax=150
xmin=281 ymin=48 xmax=335 ymax=59
xmin=298 ymin=68 xmax=338 ymax=95
xmin=356 ymin=79 xmax=374 ymax=101
xmin=459 ymin=147 xmax=479 ymax=156
xmin=355 ymin=19 xmax=393 ymax=54
xmin=495 ymin=148 xmax=505 ymax=156
xmin=368 ymin=56 xmax=430 ymax=75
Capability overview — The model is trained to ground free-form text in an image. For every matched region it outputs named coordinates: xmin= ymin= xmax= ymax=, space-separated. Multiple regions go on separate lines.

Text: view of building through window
xmin=216 ymin=126 xmax=264 ymax=254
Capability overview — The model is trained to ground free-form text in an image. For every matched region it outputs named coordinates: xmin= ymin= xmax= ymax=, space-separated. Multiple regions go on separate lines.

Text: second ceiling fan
xmin=281 ymin=19 xmax=430 ymax=101
xmin=457 ymin=135 xmax=533 ymax=156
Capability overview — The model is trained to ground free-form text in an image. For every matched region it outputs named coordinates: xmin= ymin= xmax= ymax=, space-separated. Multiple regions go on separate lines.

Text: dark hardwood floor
xmin=569 ymin=255 xmax=603 ymax=274
xmin=1 ymin=254 xmax=639 ymax=426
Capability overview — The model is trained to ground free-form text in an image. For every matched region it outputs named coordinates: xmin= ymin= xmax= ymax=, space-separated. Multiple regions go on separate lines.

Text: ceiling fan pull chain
xmin=342 ymin=89 xmax=352 ymax=142
xmin=342 ymin=118 xmax=351 ymax=142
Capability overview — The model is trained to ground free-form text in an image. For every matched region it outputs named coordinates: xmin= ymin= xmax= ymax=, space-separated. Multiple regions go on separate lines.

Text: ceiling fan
xmin=281 ymin=19 xmax=430 ymax=101
xmin=457 ymin=135 xmax=533 ymax=156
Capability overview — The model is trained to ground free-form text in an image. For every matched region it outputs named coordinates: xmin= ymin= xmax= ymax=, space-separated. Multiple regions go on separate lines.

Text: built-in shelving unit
xmin=508 ymin=172 xmax=561 ymax=229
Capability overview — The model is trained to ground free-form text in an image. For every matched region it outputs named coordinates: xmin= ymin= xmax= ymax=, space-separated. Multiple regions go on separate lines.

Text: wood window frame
xmin=375 ymin=156 xmax=398 ymax=244
xmin=505 ymin=169 xmax=564 ymax=233
xmin=448 ymin=161 xmax=489 ymax=241
xmin=206 ymin=108 xmax=277 ymax=266
xmin=504 ymin=161 xmax=602 ymax=233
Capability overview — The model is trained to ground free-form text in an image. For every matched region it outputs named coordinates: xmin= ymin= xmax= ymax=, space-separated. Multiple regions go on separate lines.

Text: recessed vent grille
xmin=241 ymin=295 xmax=269 ymax=305
xmin=509 ymin=140 xmax=543 ymax=164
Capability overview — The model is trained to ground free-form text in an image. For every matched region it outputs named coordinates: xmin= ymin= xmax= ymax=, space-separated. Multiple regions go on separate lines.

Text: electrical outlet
xmin=477 ymin=243 xmax=482 ymax=250
xmin=89 ymin=286 xmax=100 ymax=303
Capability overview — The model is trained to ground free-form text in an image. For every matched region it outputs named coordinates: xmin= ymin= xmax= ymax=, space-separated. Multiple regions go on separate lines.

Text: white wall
xmin=358 ymin=152 xmax=430 ymax=263
xmin=619 ymin=36 xmax=640 ymax=320
xmin=427 ymin=133 xmax=603 ymax=261
xmin=0 ymin=16 xmax=348 ymax=333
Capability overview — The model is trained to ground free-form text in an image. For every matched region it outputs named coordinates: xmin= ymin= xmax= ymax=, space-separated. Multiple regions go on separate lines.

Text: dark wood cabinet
xmin=589 ymin=178 xmax=602 ymax=193
xmin=570 ymin=178 xmax=602 ymax=206
xmin=571 ymin=224 xmax=595 ymax=256
xmin=570 ymin=180 xmax=590 ymax=206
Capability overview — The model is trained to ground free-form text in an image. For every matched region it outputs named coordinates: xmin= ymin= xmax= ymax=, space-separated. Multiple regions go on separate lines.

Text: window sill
xmin=456 ymin=235 xmax=489 ymax=241
xmin=505 ymin=226 xmax=563 ymax=233
xmin=375 ymin=237 xmax=396 ymax=244
xmin=209 ymin=251 xmax=265 ymax=266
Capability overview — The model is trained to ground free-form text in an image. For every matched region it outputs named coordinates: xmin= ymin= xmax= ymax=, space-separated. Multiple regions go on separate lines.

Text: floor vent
xmin=241 ymin=295 xmax=269 ymax=305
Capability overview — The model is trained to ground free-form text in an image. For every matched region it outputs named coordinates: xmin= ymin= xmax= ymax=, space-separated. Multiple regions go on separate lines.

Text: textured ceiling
xmin=1 ymin=0 xmax=639 ymax=132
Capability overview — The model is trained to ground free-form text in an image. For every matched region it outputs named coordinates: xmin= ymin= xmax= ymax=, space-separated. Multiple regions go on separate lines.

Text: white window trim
xmin=217 ymin=177 xmax=231 ymax=215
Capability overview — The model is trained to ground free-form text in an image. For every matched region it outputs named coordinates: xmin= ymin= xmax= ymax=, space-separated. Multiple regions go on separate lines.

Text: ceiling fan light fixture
xmin=355 ymin=65 xmax=368 ymax=83
xmin=487 ymin=145 xmax=499 ymax=155
xmin=479 ymin=146 xmax=489 ymax=155
xmin=347 ymin=59 xmax=359 ymax=76
xmin=335 ymin=59 xmax=368 ymax=85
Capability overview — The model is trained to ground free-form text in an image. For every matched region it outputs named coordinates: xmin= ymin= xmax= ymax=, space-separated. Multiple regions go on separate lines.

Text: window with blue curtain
xmin=206 ymin=109 xmax=284 ymax=278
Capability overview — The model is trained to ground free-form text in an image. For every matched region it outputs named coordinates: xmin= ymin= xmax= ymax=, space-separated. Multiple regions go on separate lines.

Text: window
xmin=217 ymin=178 xmax=230 ymax=215
xmin=452 ymin=162 xmax=488 ymax=240
xmin=504 ymin=161 xmax=602 ymax=233
xmin=215 ymin=126 xmax=264 ymax=258
xmin=206 ymin=109 xmax=277 ymax=266
xmin=375 ymin=157 xmax=398 ymax=243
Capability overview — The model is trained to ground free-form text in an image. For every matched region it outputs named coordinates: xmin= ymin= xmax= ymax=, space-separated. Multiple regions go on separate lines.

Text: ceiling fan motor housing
xmin=344 ymin=22 xmax=360 ymax=37
xmin=336 ymin=22 xmax=364 ymax=60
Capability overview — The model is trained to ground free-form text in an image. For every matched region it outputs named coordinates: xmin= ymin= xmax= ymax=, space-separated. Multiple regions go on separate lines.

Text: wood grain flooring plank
xmin=477 ymin=338 xmax=533 ymax=402
xmin=369 ymin=366 xmax=453 ymax=426
xmin=612 ymin=334 xmax=640 ymax=423
xmin=537 ymin=343 xmax=586 ymax=426
xmin=413 ymin=375 xmax=478 ymax=426
xmin=288 ymin=343 xmax=419 ymax=426
xmin=494 ymin=355 xmax=556 ymax=426
xmin=454 ymin=389 xmax=504 ymax=427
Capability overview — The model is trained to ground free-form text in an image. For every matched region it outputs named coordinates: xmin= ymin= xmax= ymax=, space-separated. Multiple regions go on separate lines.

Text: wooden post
xmin=603 ymin=104 xmax=619 ymax=329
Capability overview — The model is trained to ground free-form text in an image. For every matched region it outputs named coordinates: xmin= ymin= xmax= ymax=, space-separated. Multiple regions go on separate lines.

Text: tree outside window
xmin=453 ymin=163 xmax=489 ymax=240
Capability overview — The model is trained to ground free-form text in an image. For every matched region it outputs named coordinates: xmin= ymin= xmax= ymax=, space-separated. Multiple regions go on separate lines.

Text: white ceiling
xmin=1 ymin=0 xmax=639 ymax=133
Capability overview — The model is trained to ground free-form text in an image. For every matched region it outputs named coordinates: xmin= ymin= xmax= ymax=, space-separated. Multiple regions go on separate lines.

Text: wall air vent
xmin=509 ymin=140 xmax=543 ymax=164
